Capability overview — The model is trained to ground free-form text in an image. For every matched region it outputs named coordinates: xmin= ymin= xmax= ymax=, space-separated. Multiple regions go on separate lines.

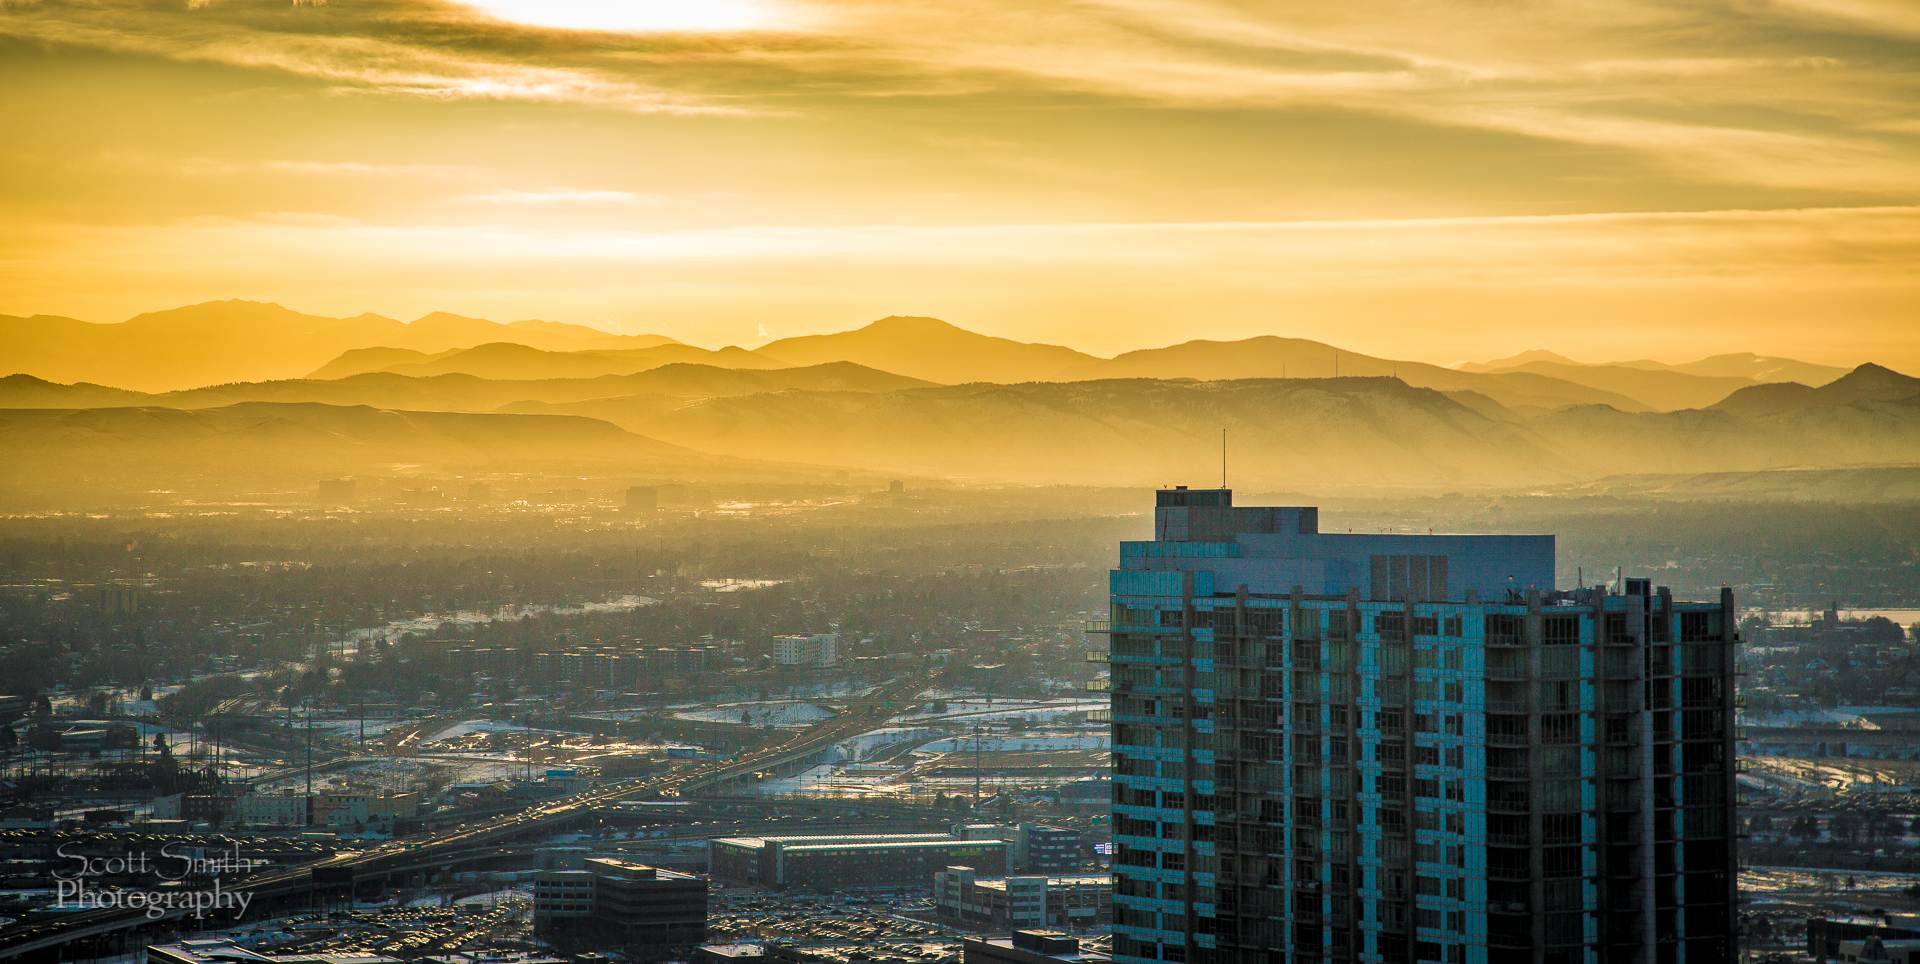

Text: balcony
xmin=1086 ymin=619 xmax=1112 ymax=634
xmin=1086 ymin=650 xmax=1109 ymax=663
xmin=1087 ymin=677 xmax=1112 ymax=693
xmin=1487 ymin=728 xmax=1531 ymax=748
xmin=1487 ymin=789 xmax=1532 ymax=813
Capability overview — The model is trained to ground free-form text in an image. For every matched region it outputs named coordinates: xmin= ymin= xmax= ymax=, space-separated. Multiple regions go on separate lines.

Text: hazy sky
xmin=2 ymin=0 xmax=1916 ymax=367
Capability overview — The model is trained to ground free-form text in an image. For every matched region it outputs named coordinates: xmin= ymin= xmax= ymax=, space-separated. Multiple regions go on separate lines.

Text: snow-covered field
xmin=896 ymin=698 xmax=1106 ymax=723
xmin=674 ymin=701 xmax=835 ymax=728
xmin=423 ymin=719 xmax=532 ymax=744
xmin=917 ymin=733 xmax=1108 ymax=753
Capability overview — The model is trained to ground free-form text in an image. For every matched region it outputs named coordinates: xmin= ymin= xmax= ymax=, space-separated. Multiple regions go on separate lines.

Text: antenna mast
xmin=1220 ymin=428 xmax=1228 ymax=488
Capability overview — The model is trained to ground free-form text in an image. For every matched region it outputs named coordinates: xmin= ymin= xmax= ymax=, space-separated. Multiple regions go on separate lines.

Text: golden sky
xmin=2 ymin=0 xmax=1917 ymax=367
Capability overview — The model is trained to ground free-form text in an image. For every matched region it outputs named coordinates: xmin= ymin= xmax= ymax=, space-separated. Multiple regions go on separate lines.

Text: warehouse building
xmin=709 ymin=831 xmax=1010 ymax=889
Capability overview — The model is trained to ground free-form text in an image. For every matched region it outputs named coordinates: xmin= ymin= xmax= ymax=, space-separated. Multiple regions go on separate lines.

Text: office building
xmin=533 ymin=857 xmax=706 ymax=947
xmin=1017 ymin=823 xmax=1084 ymax=872
xmin=710 ymin=831 xmax=1009 ymax=888
xmin=234 ymin=791 xmax=309 ymax=828
xmin=963 ymin=931 xmax=1112 ymax=964
xmin=1105 ymin=488 xmax=1737 ymax=964
xmin=938 ymin=865 xmax=1112 ymax=929
xmin=772 ymin=633 xmax=839 ymax=668
xmin=150 ymin=940 xmax=399 ymax=963
xmin=1812 ymin=917 xmax=1920 ymax=960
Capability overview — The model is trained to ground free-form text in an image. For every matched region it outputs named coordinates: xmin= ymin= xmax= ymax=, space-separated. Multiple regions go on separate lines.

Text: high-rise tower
xmin=1102 ymin=488 xmax=1737 ymax=964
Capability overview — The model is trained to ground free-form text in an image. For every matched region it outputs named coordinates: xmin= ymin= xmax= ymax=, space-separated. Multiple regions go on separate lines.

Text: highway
xmin=0 ymin=670 xmax=942 ymax=960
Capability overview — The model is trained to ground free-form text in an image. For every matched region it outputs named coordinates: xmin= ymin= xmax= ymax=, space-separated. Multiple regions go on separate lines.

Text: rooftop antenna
xmin=1220 ymin=428 xmax=1228 ymax=489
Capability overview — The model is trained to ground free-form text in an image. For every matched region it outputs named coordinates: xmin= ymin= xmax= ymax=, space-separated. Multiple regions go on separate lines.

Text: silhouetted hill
xmin=542 ymin=377 xmax=1570 ymax=488
xmin=582 ymin=361 xmax=931 ymax=396
xmin=0 ymin=301 xmax=676 ymax=391
xmin=1077 ymin=337 xmax=1648 ymax=412
xmin=1534 ymin=365 xmax=1920 ymax=471
xmin=382 ymin=343 xmax=784 ymax=380
xmin=1452 ymin=359 xmax=1755 ymax=411
xmin=1626 ymin=352 xmax=1848 ymax=386
xmin=312 ymin=342 xmax=788 ymax=381
xmin=1459 ymin=349 xmax=1582 ymax=371
xmin=757 ymin=316 xmax=1098 ymax=383
xmin=1711 ymin=363 xmax=1920 ymax=417
xmin=0 ymin=374 xmax=147 ymax=408
xmin=307 ymin=346 xmax=440 ymax=379
xmin=7 ymin=363 xmax=1919 ymax=497
xmin=0 ymin=362 xmax=936 ymax=413
xmin=0 ymin=402 xmax=753 ymax=507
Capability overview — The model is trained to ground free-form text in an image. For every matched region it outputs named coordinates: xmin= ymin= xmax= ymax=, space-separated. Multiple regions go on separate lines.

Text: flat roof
xmin=782 ymin=839 xmax=1009 ymax=855
xmin=972 ymin=874 xmax=1111 ymax=891
xmin=711 ymin=832 xmax=952 ymax=849
xmin=964 ymin=935 xmax=1110 ymax=962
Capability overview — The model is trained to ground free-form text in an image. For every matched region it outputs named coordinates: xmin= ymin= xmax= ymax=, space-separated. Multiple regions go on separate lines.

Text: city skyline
xmin=3 ymin=1 xmax=1918 ymax=367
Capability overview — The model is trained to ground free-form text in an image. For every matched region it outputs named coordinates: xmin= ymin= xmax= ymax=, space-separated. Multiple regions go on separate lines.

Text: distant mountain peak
xmin=1842 ymin=361 xmax=1902 ymax=379
xmin=1463 ymin=348 xmax=1582 ymax=371
xmin=864 ymin=315 xmax=963 ymax=332
xmin=1826 ymin=362 xmax=1919 ymax=395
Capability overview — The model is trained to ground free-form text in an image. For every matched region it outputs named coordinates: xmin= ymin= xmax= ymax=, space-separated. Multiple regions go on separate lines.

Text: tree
xmin=0 ymin=724 xmax=15 ymax=753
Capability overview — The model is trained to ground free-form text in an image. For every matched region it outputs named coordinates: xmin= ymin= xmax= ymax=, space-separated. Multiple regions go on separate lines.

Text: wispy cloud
xmin=0 ymin=0 xmax=746 ymax=115
xmin=4 ymin=0 xmax=1916 ymax=196
xmin=460 ymin=190 xmax=662 ymax=206
xmin=177 ymin=158 xmax=474 ymax=179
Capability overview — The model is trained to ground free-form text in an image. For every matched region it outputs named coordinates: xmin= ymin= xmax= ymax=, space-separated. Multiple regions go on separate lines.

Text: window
xmin=1485 ymin=614 xmax=1524 ymax=646
xmin=1544 ymin=615 xmax=1580 ymax=646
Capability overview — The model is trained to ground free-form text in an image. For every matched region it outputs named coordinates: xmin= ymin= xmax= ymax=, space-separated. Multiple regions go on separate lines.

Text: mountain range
xmin=2 ymin=302 xmax=1850 ymax=413
xmin=0 ymin=301 xmax=677 ymax=392
xmin=0 ymin=300 xmax=1909 ymax=504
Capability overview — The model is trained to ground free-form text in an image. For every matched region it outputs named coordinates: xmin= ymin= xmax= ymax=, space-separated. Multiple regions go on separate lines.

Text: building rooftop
xmin=712 ymin=832 xmax=952 ymax=849
xmin=781 ymin=838 xmax=1009 ymax=855
xmin=582 ymin=856 xmax=698 ymax=881
xmin=149 ymin=940 xmax=402 ymax=964
xmin=971 ymin=873 xmax=1112 ymax=891
xmin=965 ymin=930 xmax=1111 ymax=962
xmin=1129 ymin=488 xmax=1555 ymax=600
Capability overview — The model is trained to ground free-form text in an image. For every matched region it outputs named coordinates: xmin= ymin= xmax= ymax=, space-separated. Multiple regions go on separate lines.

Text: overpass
xmin=0 ymin=670 xmax=944 ymax=960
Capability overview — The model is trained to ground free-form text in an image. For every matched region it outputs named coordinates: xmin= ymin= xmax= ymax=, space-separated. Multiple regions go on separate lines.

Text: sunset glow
xmin=0 ymin=0 xmax=1915 ymax=366
xmin=458 ymin=0 xmax=777 ymax=33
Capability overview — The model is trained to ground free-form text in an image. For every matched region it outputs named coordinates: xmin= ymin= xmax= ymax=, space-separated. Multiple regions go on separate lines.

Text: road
xmin=0 ymin=670 xmax=942 ymax=960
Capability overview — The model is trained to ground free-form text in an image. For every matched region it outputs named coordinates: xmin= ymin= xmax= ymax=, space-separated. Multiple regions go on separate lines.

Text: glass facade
xmin=1106 ymin=490 xmax=1737 ymax=964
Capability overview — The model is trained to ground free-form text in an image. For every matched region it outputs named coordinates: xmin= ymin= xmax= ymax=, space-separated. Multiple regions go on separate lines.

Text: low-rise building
xmin=312 ymin=791 xmax=418 ymax=829
xmin=1014 ymin=824 xmax=1082 ymax=873
xmin=692 ymin=946 xmax=767 ymax=963
xmin=1812 ymin=916 xmax=1920 ymax=960
xmin=772 ymin=633 xmax=838 ymax=668
xmin=1837 ymin=937 xmax=1920 ymax=963
xmin=533 ymin=857 xmax=706 ymax=948
xmin=710 ymin=831 xmax=1009 ymax=889
xmin=234 ymin=792 xmax=309 ymax=828
xmin=962 ymin=931 xmax=1110 ymax=964
xmin=936 ymin=866 xmax=1111 ymax=930
xmin=150 ymin=938 xmax=399 ymax=963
